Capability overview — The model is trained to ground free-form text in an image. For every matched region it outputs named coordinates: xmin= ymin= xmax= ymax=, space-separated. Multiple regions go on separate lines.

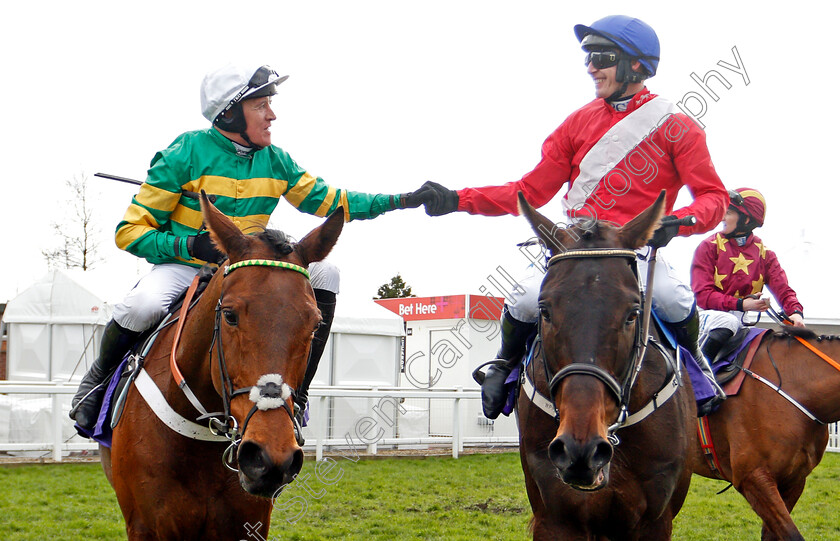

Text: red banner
xmin=374 ymin=295 xmax=503 ymax=321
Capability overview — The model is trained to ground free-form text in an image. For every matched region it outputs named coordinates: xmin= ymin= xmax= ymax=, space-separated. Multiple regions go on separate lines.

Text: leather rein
xmin=535 ymin=248 xmax=672 ymax=439
xmin=170 ymin=258 xmax=311 ymax=470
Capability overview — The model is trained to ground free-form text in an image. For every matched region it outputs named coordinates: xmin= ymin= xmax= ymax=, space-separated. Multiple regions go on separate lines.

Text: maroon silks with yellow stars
xmin=691 ymin=232 xmax=803 ymax=316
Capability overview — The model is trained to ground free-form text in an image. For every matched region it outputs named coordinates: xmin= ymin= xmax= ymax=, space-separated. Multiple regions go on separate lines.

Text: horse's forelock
xmin=259 ymin=229 xmax=296 ymax=258
xmin=571 ymin=221 xmax=621 ymax=249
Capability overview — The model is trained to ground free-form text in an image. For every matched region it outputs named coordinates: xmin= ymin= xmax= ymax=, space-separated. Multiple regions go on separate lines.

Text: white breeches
xmin=113 ymin=260 xmax=340 ymax=333
xmin=506 ymin=247 xmax=695 ymax=324
xmin=698 ymin=310 xmax=746 ymax=338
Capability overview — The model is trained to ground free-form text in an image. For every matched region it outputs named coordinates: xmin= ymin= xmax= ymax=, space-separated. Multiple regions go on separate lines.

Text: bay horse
xmin=516 ymin=191 xmax=697 ymax=540
xmin=100 ymin=192 xmax=343 ymax=540
xmin=692 ymin=325 xmax=840 ymax=540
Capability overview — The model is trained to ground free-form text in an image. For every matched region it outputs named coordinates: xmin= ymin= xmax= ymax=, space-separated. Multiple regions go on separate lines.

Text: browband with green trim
xmin=224 ymin=259 xmax=310 ymax=279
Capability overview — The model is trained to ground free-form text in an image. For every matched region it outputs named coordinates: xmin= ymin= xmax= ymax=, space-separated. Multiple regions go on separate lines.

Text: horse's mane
xmin=771 ymin=326 xmax=840 ymax=349
xmin=773 ymin=326 xmax=819 ymax=340
xmin=257 ymin=229 xmax=295 ymax=257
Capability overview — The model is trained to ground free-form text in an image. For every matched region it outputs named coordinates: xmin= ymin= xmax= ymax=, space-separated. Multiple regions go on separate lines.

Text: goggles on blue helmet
xmin=575 ymin=16 xmax=660 ymax=79
xmin=585 ymin=50 xmax=620 ymax=70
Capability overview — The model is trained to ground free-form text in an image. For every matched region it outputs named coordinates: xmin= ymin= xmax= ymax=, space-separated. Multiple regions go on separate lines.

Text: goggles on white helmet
xmin=219 ymin=65 xmax=287 ymax=117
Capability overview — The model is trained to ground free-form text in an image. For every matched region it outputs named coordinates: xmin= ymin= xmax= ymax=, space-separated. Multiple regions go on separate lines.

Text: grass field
xmin=1 ymin=451 xmax=839 ymax=540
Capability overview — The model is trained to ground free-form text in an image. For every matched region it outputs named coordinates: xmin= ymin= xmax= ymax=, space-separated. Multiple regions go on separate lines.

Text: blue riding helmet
xmin=574 ymin=15 xmax=660 ymax=78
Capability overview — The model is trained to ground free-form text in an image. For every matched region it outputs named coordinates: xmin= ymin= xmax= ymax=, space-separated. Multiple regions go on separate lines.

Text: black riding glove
xmin=187 ymin=233 xmax=225 ymax=264
xmin=647 ymin=215 xmax=681 ymax=248
xmin=410 ymin=181 xmax=459 ymax=216
xmin=398 ymin=192 xmax=424 ymax=209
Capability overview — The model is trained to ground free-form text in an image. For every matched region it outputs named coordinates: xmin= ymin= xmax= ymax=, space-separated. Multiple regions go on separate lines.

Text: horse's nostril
xmin=548 ymin=437 xmax=571 ymax=469
xmin=285 ymin=448 xmax=304 ymax=479
xmin=238 ymin=440 xmax=270 ymax=478
xmin=591 ymin=439 xmax=614 ymax=470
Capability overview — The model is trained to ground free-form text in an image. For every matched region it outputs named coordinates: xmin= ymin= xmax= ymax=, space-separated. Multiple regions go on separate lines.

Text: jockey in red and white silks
xmin=410 ymin=15 xmax=728 ymax=418
xmin=479 ymin=90 xmax=724 ymax=326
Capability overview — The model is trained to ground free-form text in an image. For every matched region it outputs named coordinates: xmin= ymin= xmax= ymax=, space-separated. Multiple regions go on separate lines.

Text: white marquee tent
xmin=1 ymin=269 xmax=129 ymax=382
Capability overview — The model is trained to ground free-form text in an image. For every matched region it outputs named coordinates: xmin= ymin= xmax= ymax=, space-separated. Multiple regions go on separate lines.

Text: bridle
xmin=538 ymin=248 xmax=651 ymax=437
xmin=170 ymin=258 xmax=312 ymax=471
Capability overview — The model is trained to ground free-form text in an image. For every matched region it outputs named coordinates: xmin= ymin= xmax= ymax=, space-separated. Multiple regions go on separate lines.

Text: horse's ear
xmin=199 ymin=190 xmax=247 ymax=259
xmin=296 ymin=206 xmax=345 ymax=267
xmin=517 ymin=192 xmax=575 ymax=255
xmin=618 ymin=189 xmax=666 ymax=250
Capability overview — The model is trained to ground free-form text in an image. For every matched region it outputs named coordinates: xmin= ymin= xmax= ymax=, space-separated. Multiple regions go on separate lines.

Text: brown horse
xmin=692 ymin=326 xmax=840 ymax=541
xmin=516 ymin=191 xmax=697 ymax=540
xmin=100 ymin=192 xmax=343 ymax=540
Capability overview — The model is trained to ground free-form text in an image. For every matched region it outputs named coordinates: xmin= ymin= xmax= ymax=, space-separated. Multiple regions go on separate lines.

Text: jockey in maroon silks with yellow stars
xmin=691 ymin=187 xmax=805 ymax=362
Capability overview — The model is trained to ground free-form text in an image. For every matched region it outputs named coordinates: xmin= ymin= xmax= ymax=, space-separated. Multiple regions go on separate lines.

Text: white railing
xmin=302 ymin=387 xmax=518 ymax=461
xmin=0 ymin=381 xmax=96 ymax=461
xmin=3 ymin=380 xmax=838 ymax=463
xmin=0 ymin=382 xmax=518 ymax=462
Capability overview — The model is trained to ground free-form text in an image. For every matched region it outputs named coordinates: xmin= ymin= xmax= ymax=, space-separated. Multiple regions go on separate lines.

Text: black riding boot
xmin=69 ymin=319 xmax=140 ymax=432
xmin=701 ymin=328 xmax=735 ymax=365
xmin=294 ymin=289 xmax=336 ymax=426
xmin=672 ymin=308 xmax=726 ymax=416
xmin=476 ymin=309 xmax=535 ymax=420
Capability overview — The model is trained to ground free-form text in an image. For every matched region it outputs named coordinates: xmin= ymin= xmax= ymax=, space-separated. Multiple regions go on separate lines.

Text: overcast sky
xmin=2 ymin=1 xmax=837 ymax=320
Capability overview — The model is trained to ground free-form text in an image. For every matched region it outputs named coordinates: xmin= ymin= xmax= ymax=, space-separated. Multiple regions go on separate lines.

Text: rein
xmin=766 ymin=307 xmax=840 ymax=372
xmin=541 ymin=248 xmax=658 ymax=438
xmin=731 ymin=307 xmax=837 ymax=425
xmin=168 ymin=258 xmax=310 ymax=470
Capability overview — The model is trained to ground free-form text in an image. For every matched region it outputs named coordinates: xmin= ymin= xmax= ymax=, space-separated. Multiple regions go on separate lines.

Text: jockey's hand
xmin=399 ymin=192 xmax=424 ymax=209
xmin=410 ymin=181 xmax=459 ymax=216
xmin=187 ymin=233 xmax=225 ymax=264
xmin=742 ymin=296 xmax=771 ymax=312
xmin=788 ymin=312 xmax=805 ymax=327
xmin=647 ymin=215 xmax=681 ymax=248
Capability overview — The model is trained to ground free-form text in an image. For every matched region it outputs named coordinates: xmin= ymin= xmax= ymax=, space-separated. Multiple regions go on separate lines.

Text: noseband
xmin=172 ymin=258 xmax=311 ymax=471
xmin=540 ymin=248 xmax=647 ymax=436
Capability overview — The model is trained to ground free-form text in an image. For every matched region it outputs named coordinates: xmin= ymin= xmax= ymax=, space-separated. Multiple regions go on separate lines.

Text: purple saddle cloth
xmin=74 ymin=357 xmax=130 ymax=448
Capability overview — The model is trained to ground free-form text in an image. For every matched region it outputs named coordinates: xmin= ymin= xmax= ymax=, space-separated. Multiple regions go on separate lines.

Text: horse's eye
xmin=223 ymin=309 xmax=238 ymax=326
xmin=626 ymin=308 xmax=640 ymax=325
xmin=539 ymin=305 xmax=551 ymax=323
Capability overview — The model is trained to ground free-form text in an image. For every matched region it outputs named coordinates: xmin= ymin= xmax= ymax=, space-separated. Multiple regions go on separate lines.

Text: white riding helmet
xmin=200 ymin=64 xmax=289 ymax=125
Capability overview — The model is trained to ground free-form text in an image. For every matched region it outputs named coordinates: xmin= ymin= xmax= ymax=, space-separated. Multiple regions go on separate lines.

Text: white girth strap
xmin=134 ymin=368 xmax=228 ymax=442
xmin=563 ymin=97 xmax=677 ymax=217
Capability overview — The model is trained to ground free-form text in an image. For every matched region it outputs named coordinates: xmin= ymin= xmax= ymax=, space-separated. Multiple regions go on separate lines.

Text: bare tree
xmin=42 ymin=173 xmax=102 ymax=270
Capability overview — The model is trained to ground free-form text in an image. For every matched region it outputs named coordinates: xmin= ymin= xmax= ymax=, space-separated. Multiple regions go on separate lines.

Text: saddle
xmin=84 ymin=265 xmax=219 ymax=447
xmin=710 ymin=327 xmax=753 ymax=386
xmin=711 ymin=327 xmax=769 ymax=393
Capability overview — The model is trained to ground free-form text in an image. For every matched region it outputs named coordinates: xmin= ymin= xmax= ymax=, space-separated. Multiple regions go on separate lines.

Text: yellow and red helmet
xmin=728 ymin=187 xmax=766 ymax=227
